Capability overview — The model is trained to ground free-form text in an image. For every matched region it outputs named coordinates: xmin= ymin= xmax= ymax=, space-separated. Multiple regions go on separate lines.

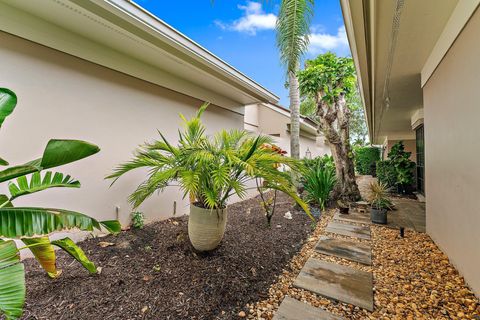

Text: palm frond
xmin=276 ymin=0 xmax=314 ymax=72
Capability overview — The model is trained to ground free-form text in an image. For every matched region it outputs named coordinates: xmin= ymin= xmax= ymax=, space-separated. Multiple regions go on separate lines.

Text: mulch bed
xmin=19 ymin=193 xmax=313 ymax=320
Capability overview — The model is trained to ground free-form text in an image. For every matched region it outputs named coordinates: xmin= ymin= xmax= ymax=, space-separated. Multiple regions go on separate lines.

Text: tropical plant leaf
xmin=0 ymin=88 xmax=17 ymax=129
xmin=0 ymin=239 xmax=25 ymax=320
xmin=276 ymin=0 xmax=314 ymax=72
xmin=51 ymin=237 xmax=97 ymax=274
xmin=0 ymin=207 xmax=121 ymax=238
xmin=0 ymin=157 xmax=8 ymax=166
xmin=0 ymin=195 xmax=12 ymax=208
xmin=21 ymin=237 xmax=59 ymax=278
xmin=0 ymin=162 xmax=40 ymax=184
xmin=40 ymin=139 xmax=100 ymax=169
xmin=8 ymin=171 xmax=80 ymax=201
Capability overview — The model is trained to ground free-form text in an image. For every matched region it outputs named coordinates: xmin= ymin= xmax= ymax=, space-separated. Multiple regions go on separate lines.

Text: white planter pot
xmin=188 ymin=204 xmax=228 ymax=251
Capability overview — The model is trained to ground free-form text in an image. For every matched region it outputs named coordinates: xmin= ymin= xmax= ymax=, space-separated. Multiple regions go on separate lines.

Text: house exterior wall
xmin=0 ymin=31 xmax=245 ymax=226
xmin=246 ymin=104 xmax=331 ymax=158
xmin=423 ymin=7 xmax=480 ymax=296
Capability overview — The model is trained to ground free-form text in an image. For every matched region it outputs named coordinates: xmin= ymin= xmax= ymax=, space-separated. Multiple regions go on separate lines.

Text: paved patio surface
xmin=389 ymin=198 xmax=426 ymax=232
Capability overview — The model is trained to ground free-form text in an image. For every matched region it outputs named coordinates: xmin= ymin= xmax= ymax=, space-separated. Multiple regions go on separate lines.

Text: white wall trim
xmin=421 ymin=0 xmax=480 ymax=87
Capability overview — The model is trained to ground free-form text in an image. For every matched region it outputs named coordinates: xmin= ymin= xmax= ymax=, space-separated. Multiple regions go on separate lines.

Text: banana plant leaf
xmin=8 ymin=171 xmax=80 ymax=201
xmin=21 ymin=237 xmax=59 ymax=278
xmin=0 ymin=88 xmax=17 ymax=129
xmin=0 ymin=239 xmax=25 ymax=320
xmin=0 ymin=195 xmax=12 ymax=208
xmin=0 ymin=140 xmax=99 ymax=184
xmin=0 ymin=157 xmax=8 ymax=166
xmin=0 ymin=162 xmax=40 ymax=184
xmin=0 ymin=207 xmax=121 ymax=238
xmin=51 ymin=237 xmax=97 ymax=274
xmin=40 ymin=140 xmax=100 ymax=170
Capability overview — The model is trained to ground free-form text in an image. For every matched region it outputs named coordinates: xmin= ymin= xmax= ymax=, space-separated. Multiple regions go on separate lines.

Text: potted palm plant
xmin=368 ymin=181 xmax=393 ymax=224
xmin=108 ymin=103 xmax=312 ymax=251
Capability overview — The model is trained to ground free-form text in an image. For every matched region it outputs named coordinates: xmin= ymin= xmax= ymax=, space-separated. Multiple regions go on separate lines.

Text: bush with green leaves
xmin=107 ymin=103 xmax=313 ymax=220
xmin=303 ymin=155 xmax=335 ymax=172
xmin=376 ymin=160 xmax=396 ymax=188
xmin=302 ymin=158 xmax=336 ymax=210
xmin=388 ymin=141 xmax=416 ymax=190
xmin=0 ymin=88 xmax=121 ymax=319
xmin=354 ymin=146 xmax=380 ymax=175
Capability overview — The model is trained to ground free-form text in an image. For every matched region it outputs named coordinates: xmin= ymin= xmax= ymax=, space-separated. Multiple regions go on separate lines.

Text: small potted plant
xmin=368 ymin=181 xmax=393 ymax=224
xmin=108 ymin=103 xmax=313 ymax=251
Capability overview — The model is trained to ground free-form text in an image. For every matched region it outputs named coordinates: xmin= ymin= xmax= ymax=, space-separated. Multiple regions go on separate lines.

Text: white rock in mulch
xmin=283 ymin=211 xmax=292 ymax=220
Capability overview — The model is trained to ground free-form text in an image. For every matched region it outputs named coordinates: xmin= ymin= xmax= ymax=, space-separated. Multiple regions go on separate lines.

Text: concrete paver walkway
xmin=315 ymin=236 xmax=372 ymax=265
xmin=325 ymin=221 xmax=371 ymax=240
xmin=273 ymin=296 xmax=344 ymax=320
xmin=334 ymin=211 xmax=371 ymax=225
xmin=293 ymin=258 xmax=374 ymax=311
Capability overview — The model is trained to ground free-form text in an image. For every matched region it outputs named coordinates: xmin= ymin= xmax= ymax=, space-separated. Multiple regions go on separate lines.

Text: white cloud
xmin=308 ymin=26 xmax=350 ymax=56
xmin=215 ymin=1 xmax=277 ymax=36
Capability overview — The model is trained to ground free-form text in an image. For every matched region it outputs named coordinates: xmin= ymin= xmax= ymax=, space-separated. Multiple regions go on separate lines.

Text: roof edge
xmin=103 ymin=0 xmax=279 ymax=103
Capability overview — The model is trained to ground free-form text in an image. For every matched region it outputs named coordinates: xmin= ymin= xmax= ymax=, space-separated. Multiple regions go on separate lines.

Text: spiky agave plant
xmin=107 ymin=103 xmax=313 ymax=219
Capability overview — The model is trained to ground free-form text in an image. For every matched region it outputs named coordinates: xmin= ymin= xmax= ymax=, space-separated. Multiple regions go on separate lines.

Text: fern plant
xmin=0 ymin=88 xmax=121 ymax=319
xmin=108 ymin=103 xmax=312 ymax=218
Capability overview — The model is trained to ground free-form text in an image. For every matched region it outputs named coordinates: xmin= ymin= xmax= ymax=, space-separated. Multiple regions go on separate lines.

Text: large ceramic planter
xmin=188 ymin=204 xmax=227 ymax=251
xmin=371 ymin=207 xmax=387 ymax=224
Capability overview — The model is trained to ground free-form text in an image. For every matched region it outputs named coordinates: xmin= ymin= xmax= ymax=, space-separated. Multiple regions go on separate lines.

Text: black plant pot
xmin=339 ymin=207 xmax=349 ymax=214
xmin=371 ymin=207 xmax=387 ymax=224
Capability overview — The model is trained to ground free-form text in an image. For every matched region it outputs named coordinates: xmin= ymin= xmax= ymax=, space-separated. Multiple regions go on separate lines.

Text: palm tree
xmin=276 ymin=0 xmax=314 ymax=159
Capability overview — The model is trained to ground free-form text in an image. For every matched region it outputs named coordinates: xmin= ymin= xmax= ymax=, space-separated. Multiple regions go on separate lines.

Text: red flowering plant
xmin=256 ymin=144 xmax=288 ymax=226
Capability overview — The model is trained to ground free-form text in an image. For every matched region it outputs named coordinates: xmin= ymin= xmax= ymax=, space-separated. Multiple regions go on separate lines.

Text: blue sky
xmin=134 ymin=0 xmax=350 ymax=106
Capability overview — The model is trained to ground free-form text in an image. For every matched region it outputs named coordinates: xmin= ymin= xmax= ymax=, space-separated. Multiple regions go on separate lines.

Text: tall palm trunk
xmin=289 ymin=70 xmax=301 ymax=159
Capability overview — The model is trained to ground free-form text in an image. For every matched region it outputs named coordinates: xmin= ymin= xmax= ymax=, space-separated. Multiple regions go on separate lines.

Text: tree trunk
xmin=316 ymin=93 xmax=360 ymax=202
xmin=288 ymin=70 xmax=301 ymax=160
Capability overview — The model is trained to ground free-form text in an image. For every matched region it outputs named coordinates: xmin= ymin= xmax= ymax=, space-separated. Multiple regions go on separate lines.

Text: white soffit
xmin=421 ymin=0 xmax=480 ymax=87
xmin=0 ymin=0 xmax=279 ymax=108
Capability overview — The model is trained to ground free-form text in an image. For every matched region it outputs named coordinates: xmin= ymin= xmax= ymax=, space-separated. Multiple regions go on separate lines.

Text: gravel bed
xmin=251 ymin=210 xmax=480 ymax=320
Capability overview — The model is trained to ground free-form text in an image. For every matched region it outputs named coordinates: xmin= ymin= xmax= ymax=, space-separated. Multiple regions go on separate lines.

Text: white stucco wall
xmin=423 ymin=7 xmax=480 ymax=296
xmin=0 ymin=32 xmax=245 ymax=226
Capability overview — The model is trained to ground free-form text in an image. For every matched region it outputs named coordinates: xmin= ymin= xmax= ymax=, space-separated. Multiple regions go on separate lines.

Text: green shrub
xmin=131 ymin=212 xmax=145 ymax=229
xmin=388 ymin=141 xmax=416 ymax=189
xmin=303 ymin=155 xmax=335 ymax=172
xmin=302 ymin=160 xmax=336 ymax=210
xmin=376 ymin=160 xmax=396 ymax=188
xmin=354 ymin=146 xmax=380 ymax=175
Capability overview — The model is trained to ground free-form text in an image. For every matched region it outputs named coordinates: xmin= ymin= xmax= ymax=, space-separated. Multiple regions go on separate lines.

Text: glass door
xmin=416 ymin=125 xmax=425 ymax=194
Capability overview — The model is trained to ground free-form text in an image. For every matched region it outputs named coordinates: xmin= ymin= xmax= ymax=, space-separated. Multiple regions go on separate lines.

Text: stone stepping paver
xmin=325 ymin=221 xmax=371 ymax=240
xmin=293 ymin=258 xmax=374 ymax=311
xmin=315 ymin=236 xmax=372 ymax=265
xmin=334 ymin=211 xmax=371 ymax=225
xmin=273 ymin=296 xmax=343 ymax=320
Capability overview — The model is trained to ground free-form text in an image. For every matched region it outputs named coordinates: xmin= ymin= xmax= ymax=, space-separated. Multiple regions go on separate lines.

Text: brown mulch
xmin=19 ymin=194 xmax=313 ymax=320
